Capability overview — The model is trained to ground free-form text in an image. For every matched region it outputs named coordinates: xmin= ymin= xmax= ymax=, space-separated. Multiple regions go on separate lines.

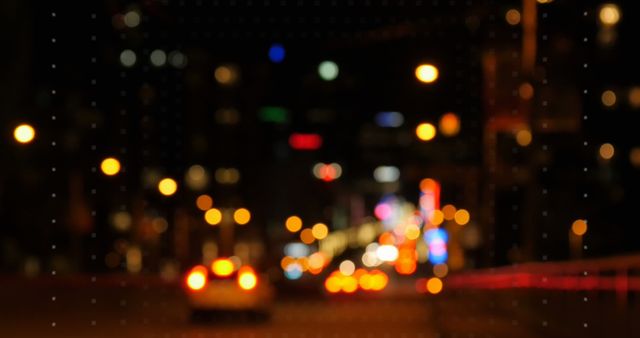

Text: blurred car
xmin=183 ymin=258 xmax=274 ymax=319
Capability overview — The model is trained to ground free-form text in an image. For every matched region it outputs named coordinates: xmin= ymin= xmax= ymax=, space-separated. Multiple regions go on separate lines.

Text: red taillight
xmin=237 ymin=266 xmax=258 ymax=290
xmin=186 ymin=266 xmax=208 ymax=291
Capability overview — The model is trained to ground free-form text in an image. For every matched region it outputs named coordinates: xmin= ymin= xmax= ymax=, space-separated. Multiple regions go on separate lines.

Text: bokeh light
xmin=599 ymin=143 xmax=615 ymax=160
xmin=415 ymin=64 xmax=438 ymax=83
xmin=442 ymin=204 xmax=457 ymax=221
xmin=416 ymin=123 xmax=437 ymax=141
xmin=505 ymin=9 xmax=521 ymax=25
xmin=599 ymin=4 xmax=620 ymax=26
xmin=311 ymin=223 xmax=329 ymax=240
xmin=284 ymin=263 xmax=303 ymax=280
xmin=629 ymin=147 xmax=640 ymax=168
xmin=215 ymin=65 xmax=239 ymax=85
xmin=454 ymin=209 xmax=470 ymax=225
xmin=119 ymin=49 xmax=137 ymax=67
xmin=150 ymin=49 xmax=167 ymax=67
xmin=285 ymin=216 xmax=303 ymax=232
xmin=168 ymin=50 xmax=188 ymax=68
xmin=439 ymin=113 xmax=460 ymax=137
xmin=211 ymin=258 xmax=234 ymax=277
xmin=215 ymin=167 xmax=240 ymax=184
xmin=123 ymin=10 xmax=141 ymax=28
xmin=13 ymin=124 xmax=35 ymax=144
xmin=375 ymin=111 xmax=404 ymax=128
xmin=204 ymin=208 xmax=222 ymax=225
xmin=268 ymin=43 xmax=285 ymax=63
xmin=405 ymin=224 xmax=421 ymax=240
xmin=601 ymin=90 xmax=617 ymax=107
xmin=238 ymin=268 xmax=258 ymax=290
xmin=572 ymin=219 xmax=588 ymax=236
xmin=433 ymin=263 xmax=449 ymax=278
xmin=516 ymin=129 xmax=532 ymax=147
xmin=373 ymin=166 xmax=400 ymax=183
xmin=428 ymin=210 xmax=445 ymax=226
xmin=325 ymin=274 xmax=342 ymax=293
xmin=196 ymin=194 xmax=213 ymax=211
xmin=300 ymin=228 xmax=315 ymax=244
xmin=185 ymin=164 xmax=208 ymax=190
xmin=158 ymin=178 xmax=178 ymax=196
xmin=376 ymin=245 xmax=399 ymax=262
xmin=628 ymin=87 xmax=640 ymax=108
xmin=426 ymin=277 xmax=443 ymax=294
xmin=519 ymin=82 xmax=534 ymax=100
xmin=318 ymin=61 xmax=339 ymax=81
xmin=339 ymin=260 xmax=355 ymax=276
xmin=186 ymin=266 xmax=207 ymax=291
xmin=233 ymin=208 xmax=251 ymax=225
xmin=100 ymin=157 xmax=121 ymax=176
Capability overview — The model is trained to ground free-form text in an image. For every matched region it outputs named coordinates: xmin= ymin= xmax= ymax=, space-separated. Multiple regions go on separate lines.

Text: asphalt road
xmin=1 ymin=277 xmax=639 ymax=338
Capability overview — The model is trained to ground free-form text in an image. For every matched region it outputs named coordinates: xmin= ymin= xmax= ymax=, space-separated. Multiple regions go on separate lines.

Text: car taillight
xmin=237 ymin=266 xmax=258 ymax=290
xmin=211 ymin=258 xmax=235 ymax=277
xmin=186 ymin=266 xmax=208 ymax=291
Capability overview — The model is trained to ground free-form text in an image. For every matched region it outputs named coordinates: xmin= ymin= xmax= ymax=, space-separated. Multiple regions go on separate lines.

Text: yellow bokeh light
xmin=516 ymin=129 xmax=532 ymax=147
xmin=416 ymin=123 xmax=437 ymax=141
xmin=454 ymin=209 xmax=470 ymax=225
xmin=342 ymin=275 xmax=358 ymax=293
xmin=572 ymin=219 xmax=587 ymax=236
xmin=370 ymin=270 xmax=388 ymax=291
xmin=311 ymin=223 xmax=329 ymax=240
xmin=442 ymin=204 xmax=457 ymax=221
xmin=13 ymin=124 xmax=36 ymax=144
xmin=158 ymin=178 xmax=178 ymax=196
xmin=428 ymin=210 xmax=444 ymax=226
xmin=415 ymin=64 xmax=438 ymax=83
xmin=285 ymin=215 xmax=303 ymax=232
xmin=204 ymin=208 xmax=222 ymax=225
xmin=439 ymin=113 xmax=460 ymax=137
xmin=233 ymin=208 xmax=251 ymax=225
xmin=505 ymin=9 xmax=521 ymax=25
xmin=196 ymin=194 xmax=213 ymax=211
xmin=325 ymin=275 xmax=342 ymax=293
xmin=300 ymin=228 xmax=315 ymax=244
xmin=405 ymin=224 xmax=421 ymax=240
xmin=100 ymin=157 xmax=121 ymax=176
xmin=211 ymin=258 xmax=234 ymax=276
xmin=427 ymin=277 xmax=443 ymax=294
xmin=308 ymin=252 xmax=326 ymax=270
xmin=599 ymin=143 xmax=615 ymax=160
xmin=599 ymin=4 xmax=620 ymax=26
xmin=601 ymin=90 xmax=616 ymax=107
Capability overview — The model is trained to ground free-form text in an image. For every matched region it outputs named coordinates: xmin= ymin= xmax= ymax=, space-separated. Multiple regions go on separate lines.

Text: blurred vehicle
xmin=183 ymin=258 xmax=274 ymax=320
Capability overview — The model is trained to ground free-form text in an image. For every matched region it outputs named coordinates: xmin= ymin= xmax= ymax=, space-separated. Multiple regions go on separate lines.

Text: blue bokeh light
xmin=268 ymin=44 xmax=286 ymax=63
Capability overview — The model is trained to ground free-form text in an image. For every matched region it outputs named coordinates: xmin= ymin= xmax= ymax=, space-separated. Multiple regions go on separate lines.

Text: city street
xmin=2 ymin=278 xmax=638 ymax=338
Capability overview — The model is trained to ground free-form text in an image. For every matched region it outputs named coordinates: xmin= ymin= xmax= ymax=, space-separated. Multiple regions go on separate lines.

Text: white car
xmin=184 ymin=258 xmax=274 ymax=320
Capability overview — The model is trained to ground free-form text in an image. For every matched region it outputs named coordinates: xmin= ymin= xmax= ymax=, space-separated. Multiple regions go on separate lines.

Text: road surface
xmin=1 ymin=277 xmax=638 ymax=337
